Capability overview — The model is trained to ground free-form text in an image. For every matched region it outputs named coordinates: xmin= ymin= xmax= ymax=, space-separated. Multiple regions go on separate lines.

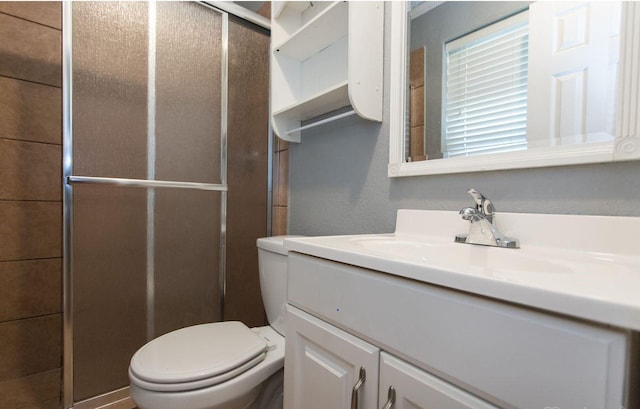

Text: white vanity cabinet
xmin=270 ymin=1 xmax=383 ymax=142
xmin=284 ymin=306 xmax=379 ymax=409
xmin=285 ymin=305 xmax=499 ymax=409
xmin=285 ymin=252 xmax=632 ymax=409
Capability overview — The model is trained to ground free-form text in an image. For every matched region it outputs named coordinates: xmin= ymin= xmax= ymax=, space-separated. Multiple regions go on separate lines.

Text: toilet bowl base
xmin=247 ymin=369 xmax=283 ymax=409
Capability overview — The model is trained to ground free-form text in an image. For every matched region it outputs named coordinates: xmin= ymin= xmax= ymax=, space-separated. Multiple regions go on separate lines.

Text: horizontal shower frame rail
xmin=66 ymin=176 xmax=228 ymax=191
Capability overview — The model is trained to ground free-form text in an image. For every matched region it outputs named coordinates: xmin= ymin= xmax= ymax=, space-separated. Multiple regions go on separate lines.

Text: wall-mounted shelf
xmin=271 ymin=1 xmax=384 ymax=142
xmin=273 ymin=2 xmax=349 ymax=60
xmin=272 ymin=81 xmax=349 ymax=119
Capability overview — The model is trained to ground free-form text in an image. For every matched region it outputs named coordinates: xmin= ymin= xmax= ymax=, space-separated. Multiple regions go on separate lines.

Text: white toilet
xmin=129 ymin=236 xmax=297 ymax=409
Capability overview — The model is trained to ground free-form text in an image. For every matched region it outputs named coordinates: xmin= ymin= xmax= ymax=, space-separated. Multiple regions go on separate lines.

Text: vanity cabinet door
xmin=379 ymin=352 xmax=498 ymax=409
xmin=284 ymin=305 xmax=380 ymax=409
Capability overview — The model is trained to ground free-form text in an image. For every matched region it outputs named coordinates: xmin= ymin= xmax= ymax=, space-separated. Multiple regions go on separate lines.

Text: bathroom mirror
xmin=388 ymin=1 xmax=640 ymax=177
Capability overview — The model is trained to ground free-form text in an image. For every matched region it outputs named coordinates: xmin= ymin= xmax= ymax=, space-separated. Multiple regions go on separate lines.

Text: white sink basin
xmin=349 ymin=235 xmax=573 ymax=274
xmin=348 ymin=235 xmax=637 ymax=277
xmin=284 ymin=210 xmax=640 ymax=331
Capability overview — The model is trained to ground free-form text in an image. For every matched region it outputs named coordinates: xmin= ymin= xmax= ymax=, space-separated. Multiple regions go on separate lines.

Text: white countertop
xmin=284 ymin=210 xmax=640 ymax=331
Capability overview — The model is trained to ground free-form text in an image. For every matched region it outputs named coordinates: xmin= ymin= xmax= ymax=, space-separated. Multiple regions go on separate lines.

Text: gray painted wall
xmin=288 ymin=4 xmax=640 ymax=237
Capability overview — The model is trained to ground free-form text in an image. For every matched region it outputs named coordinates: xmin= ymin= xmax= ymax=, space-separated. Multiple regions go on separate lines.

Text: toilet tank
xmin=256 ymin=235 xmax=301 ymax=336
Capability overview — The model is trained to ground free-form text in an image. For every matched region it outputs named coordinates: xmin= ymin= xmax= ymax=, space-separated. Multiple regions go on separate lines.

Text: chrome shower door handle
xmin=350 ymin=367 xmax=366 ymax=409
xmin=382 ymin=386 xmax=396 ymax=409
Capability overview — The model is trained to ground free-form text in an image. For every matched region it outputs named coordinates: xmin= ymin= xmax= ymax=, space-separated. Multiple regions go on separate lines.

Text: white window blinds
xmin=443 ymin=11 xmax=529 ymax=158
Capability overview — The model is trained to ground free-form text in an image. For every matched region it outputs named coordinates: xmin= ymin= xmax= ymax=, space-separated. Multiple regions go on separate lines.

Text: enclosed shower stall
xmin=62 ymin=2 xmax=270 ymax=407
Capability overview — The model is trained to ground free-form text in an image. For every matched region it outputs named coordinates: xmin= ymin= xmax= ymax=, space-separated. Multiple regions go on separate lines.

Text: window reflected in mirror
xmin=405 ymin=1 xmax=621 ymax=162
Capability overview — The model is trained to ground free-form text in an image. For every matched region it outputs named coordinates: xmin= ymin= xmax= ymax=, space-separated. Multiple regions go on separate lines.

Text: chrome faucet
xmin=455 ymin=189 xmax=519 ymax=248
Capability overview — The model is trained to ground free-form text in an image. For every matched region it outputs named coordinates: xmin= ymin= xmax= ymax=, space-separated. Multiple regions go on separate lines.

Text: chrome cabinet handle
xmin=382 ymin=386 xmax=396 ymax=409
xmin=350 ymin=367 xmax=366 ymax=409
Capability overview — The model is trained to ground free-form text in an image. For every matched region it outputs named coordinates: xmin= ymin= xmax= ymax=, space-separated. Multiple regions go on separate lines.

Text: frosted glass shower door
xmin=69 ymin=2 xmax=225 ymax=403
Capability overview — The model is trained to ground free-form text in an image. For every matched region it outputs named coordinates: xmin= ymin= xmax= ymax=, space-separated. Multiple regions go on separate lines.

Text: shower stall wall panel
xmin=72 ymin=2 xmax=149 ymax=180
xmin=225 ymin=17 xmax=271 ymax=328
xmin=72 ymin=185 xmax=148 ymax=401
xmin=155 ymin=2 xmax=222 ymax=185
xmin=153 ymin=2 xmax=224 ymax=337
xmin=72 ymin=2 xmax=150 ymax=402
xmin=153 ymin=188 xmax=222 ymax=338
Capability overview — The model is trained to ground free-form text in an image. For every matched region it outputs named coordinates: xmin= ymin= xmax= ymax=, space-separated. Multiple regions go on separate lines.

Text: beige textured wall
xmin=0 ymin=2 xmax=63 ymax=408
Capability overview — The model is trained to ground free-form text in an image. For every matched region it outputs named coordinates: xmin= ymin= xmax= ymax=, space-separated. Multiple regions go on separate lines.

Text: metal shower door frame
xmin=62 ymin=2 xmax=229 ymax=407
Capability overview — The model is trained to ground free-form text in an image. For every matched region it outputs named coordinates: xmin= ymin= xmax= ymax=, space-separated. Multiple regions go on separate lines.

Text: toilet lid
xmin=130 ymin=321 xmax=268 ymax=385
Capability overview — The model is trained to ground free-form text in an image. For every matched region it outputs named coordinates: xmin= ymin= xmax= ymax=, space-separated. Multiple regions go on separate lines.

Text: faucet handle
xmin=466 ymin=189 xmax=495 ymax=222
xmin=459 ymin=207 xmax=482 ymax=222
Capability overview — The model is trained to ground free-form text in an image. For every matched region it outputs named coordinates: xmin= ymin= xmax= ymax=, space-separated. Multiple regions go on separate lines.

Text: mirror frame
xmin=388 ymin=1 xmax=640 ymax=177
